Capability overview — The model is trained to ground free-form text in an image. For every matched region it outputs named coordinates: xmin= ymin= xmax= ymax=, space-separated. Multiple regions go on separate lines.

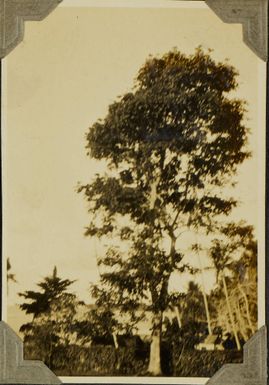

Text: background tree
xmin=22 ymin=292 xmax=82 ymax=369
xmin=7 ymin=258 xmax=17 ymax=294
xmin=221 ymin=222 xmax=257 ymax=337
xmin=180 ymin=281 xmax=211 ymax=327
xmin=19 ymin=266 xmax=75 ymax=319
xmin=209 ymin=222 xmax=257 ymax=346
xmin=165 ymin=281 xmax=214 ymax=353
xmin=79 ymin=48 xmax=249 ymax=375
xmin=19 ymin=268 xmax=81 ymax=369
xmin=209 ymin=238 xmax=241 ymax=349
xmin=74 ymin=307 xmax=121 ymax=348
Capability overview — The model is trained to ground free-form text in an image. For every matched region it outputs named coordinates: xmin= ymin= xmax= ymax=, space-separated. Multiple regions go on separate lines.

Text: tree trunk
xmin=48 ymin=336 xmax=53 ymax=369
xmin=112 ymin=332 xmax=121 ymax=371
xmin=112 ymin=332 xmax=119 ymax=349
xmin=202 ymin=291 xmax=212 ymax=335
xmin=234 ymin=302 xmax=248 ymax=342
xmin=196 ymin=248 xmax=212 ymax=334
xmin=148 ymin=312 xmax=163 ymax=376
xmin=222 ymin=275 xmax=241 ymax=350
xmin=238 ymin=284 xmax=255 ymax=334
xmin=224 ymin=311 xmax=230 ymax=332
xmin=174 ymin=306 xmax=182 ymax=328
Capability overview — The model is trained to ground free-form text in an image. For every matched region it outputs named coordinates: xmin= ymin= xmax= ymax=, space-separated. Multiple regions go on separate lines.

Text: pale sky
xmin=2 ymin=1 xmax=265 ymax=316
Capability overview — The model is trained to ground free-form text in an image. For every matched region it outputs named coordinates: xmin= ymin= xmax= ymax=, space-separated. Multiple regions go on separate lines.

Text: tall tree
xmin=79 ymin=48 xmax=249 ymax=374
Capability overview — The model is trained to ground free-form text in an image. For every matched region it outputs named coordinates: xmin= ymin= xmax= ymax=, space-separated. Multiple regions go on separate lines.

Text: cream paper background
xmin=1 ymin=0 xmax=266 ymax=383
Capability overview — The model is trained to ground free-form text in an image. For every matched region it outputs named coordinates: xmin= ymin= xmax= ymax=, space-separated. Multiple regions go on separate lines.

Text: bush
xmin=172 ymin=348 xmax=243 ymax=377
xmin=24 ymin=341 xmax=243 ymax=377
xmin=24 ymin=344 xmax=149 ymax=376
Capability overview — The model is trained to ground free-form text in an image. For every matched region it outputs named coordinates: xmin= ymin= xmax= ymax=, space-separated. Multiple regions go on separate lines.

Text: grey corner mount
xmin=205 ymin=0 xmax=268 ymax=61
xmin=0 ymin=321 xmax=61 ymax=384
xmin=0 ymin=0 xmax=63 ymax=58
xmin=206 ymin=326 xmax=267 ymax=385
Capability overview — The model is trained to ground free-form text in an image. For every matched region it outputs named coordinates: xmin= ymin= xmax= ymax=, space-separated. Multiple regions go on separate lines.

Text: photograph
xmin=1 ymin=0 xmax=267 ymax=382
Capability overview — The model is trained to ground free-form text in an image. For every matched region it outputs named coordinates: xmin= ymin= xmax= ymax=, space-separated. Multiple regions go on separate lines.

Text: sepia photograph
xmin=1 ymin=0 xmax=267 ymax=382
